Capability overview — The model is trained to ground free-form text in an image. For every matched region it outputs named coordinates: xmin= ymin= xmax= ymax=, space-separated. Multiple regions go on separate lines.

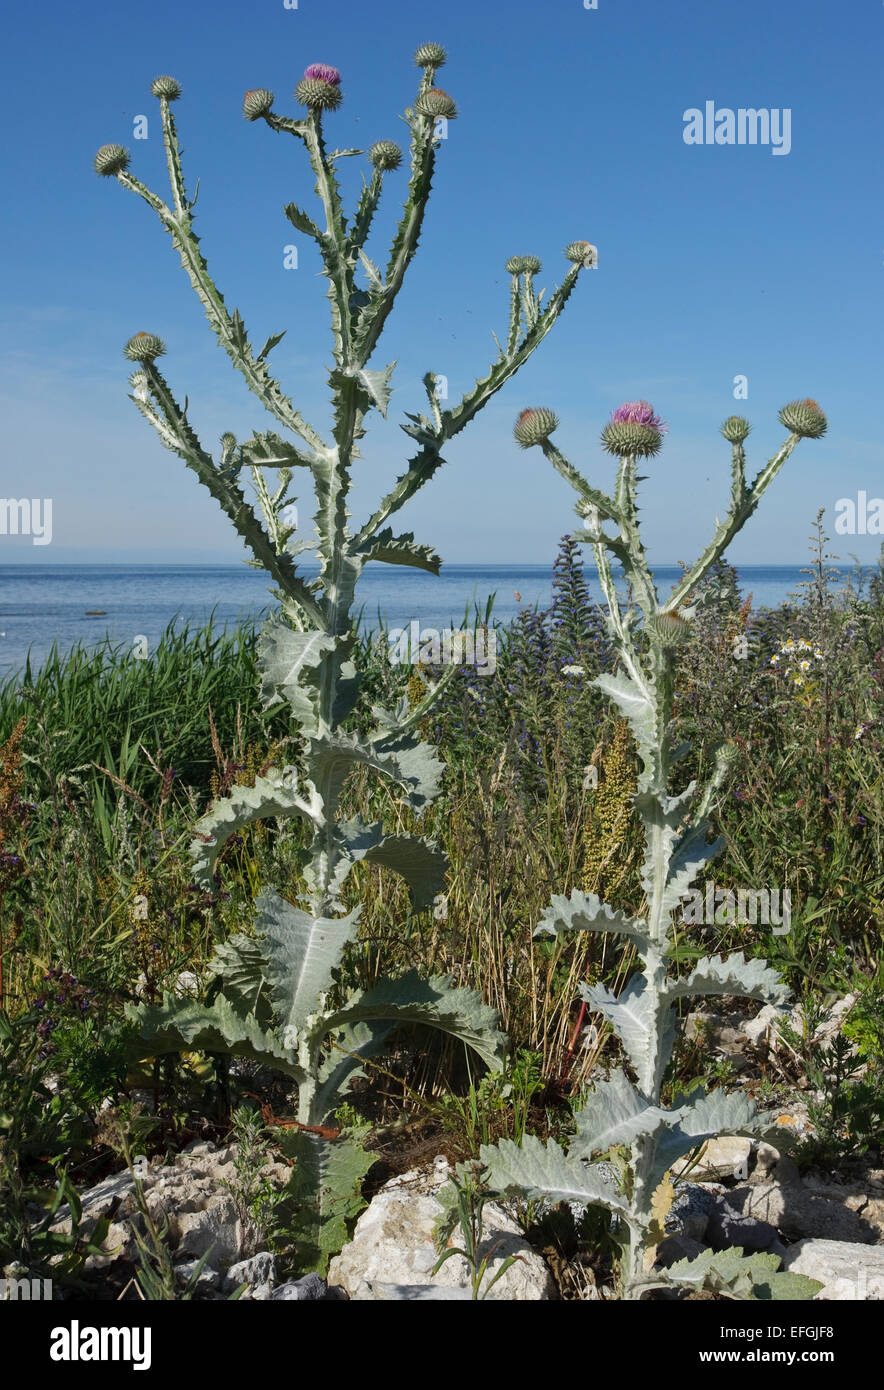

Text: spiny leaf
xmin=481 ymin=1136 xmax=627 ymax=1214
xmin=535 ymin=890 xmax=650 ymax=957
xmin=569 ymin=1068 xmax=670 ymax=1160
xmin=126 ymin=993 xmax=302 ymax=1080
xmin=664 ymin=952 xmax=790 ymax=1007
xmin=277 ymin=1131 xmax=374 ymax=1275
xmin=256 ymin=888 xmax=362 ymax=1035
xmin=358 ymin=527 xmax=441 ymax=574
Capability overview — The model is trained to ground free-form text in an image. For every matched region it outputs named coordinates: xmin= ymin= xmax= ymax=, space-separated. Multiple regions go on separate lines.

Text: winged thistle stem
xmin=479 ymin=402 xmax=827 ymax=1301
xmin=94 ymin=49 xmax=592 ymax=1143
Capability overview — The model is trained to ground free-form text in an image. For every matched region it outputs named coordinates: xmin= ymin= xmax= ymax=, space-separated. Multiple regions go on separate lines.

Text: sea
xmin=0 ymin=563 xmax=871 ymax=681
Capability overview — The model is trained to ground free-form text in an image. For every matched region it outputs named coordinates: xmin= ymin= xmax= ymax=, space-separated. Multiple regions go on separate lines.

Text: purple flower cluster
xmin=610 ymin=400 xmax=668 ymax=433
xmin=304 ymin=63 xmax=341 ymax=85
xmin=31 ymin=969 xmax=95 ymax=1058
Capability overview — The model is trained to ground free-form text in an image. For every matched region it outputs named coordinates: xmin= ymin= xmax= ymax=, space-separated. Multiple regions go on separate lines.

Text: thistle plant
xmin=480 ymin=398 xmax=828 ymax=1300
xmin=93 ymin=50 xmax=593 ymax=1171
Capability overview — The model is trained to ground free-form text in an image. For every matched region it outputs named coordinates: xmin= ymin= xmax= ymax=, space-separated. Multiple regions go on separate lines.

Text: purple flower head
xmin=610 ymin=400 xmax=667 ymax=433
xmin=304 ymin=63 xmax=341 ymax=85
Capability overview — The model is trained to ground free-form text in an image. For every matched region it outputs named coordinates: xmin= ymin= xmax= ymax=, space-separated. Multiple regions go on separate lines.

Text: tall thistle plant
xmin=93 ymin=50 xmax=594 ymax=1172
xmin=481 ymin=398 xmax=829 ymax=1300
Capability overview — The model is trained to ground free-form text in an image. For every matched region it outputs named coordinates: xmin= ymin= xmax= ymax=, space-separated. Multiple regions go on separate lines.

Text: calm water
xmin=0 ymin=563 xmax=865 ymax=680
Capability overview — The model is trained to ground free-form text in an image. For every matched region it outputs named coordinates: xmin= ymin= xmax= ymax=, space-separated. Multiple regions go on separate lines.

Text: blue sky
xmin=2 ymin=0 xmax=881 ymax=565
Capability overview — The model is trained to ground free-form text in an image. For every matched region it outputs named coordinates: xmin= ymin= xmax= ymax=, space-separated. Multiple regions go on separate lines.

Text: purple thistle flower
xmin=304 ymin=63 xmax=341 ymax=85
xmin=610 ymin=400 xmax=668 ymax=433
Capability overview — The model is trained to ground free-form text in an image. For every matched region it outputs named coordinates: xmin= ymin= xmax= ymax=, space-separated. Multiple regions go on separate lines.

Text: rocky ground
xmin=10 ymin=993 xmax=881 ymax=1301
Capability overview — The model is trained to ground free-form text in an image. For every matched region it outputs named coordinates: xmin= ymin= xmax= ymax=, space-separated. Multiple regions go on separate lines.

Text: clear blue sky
xmin=2 ymin=0 xmax=881 ymax=565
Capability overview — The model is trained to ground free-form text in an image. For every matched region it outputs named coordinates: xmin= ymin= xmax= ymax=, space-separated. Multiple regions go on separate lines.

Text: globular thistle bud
xmin=721 ymin=415 xmax=751 ymax=444
xmin=295 ymin=65 xmax=343 ymax=111
xmin=150 ymin=75 xmax=181 ymax=100
xmin=601 ymin=400 xmax=667 ymax=458
xmin=124 ymin=332 xmax=166 ymax=364
xmin=94 ymin=144 xmax=130 ymax=177
xmin=778 ymin=398 xmax=827 ymax=439
xmin=369 ymin=140 xmax=403 ymax=171
xmin=565 ymin=240 xmax=598 ymax=268
xmin=414 ymin=42 xmax=447 ymax=68
xmin=506 ymin=255 xmax=542 ymax=276
xmin=242 ymin=88 xmax=274 ymax=121
xmin=415 ymin=88 xmax=457 ymax=120
xmin=513 ymin=407 xmax=558 ymax=448
xmin=646 ymin=611 xmax=692 ymax=648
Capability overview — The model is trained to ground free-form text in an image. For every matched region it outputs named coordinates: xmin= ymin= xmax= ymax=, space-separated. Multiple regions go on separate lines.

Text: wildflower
xmin=415 ymin=88 xmax=457 ymax=120
xmin=778 ymin=398 xmax=828 ymax=439
xmin=513 ymin=407 xmax=559 ymax=448
xmin=296 ymin=65 xmax=343 ymax=111
xmin=94 ymin=144 xmax=131 ymax=177
xmin=601 ymin=400 xmax=667 ymax=458
xmin=243 ymin=88 xmax=274 ymax=121
xmin=303 ymin=63 xmax=341 ymax=85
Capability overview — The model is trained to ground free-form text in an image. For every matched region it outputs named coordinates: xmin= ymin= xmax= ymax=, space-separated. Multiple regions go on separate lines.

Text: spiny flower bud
xmin=778 ymin=398 xmax=827 ymax=439
xmin=513 ymin=407 xmax=558 ymax=448
xmin=150 ymin=76 xmax=181 ymax=100
xmin=565 ymin=241 xmax=598 ymax=268
xmin=506 ymin=255 xmax=542 ymax=275
xmin=646 ymin=611 xmax=692 ymax=648
xmin=601 ymin=400 xmax=667 ymax=458
xmin=94 ymin=144 xmax=130 ymax=176
xmin=415 ymin=88 xmax=457 ymax=120
xmin=242 ymin=88 xmax=274 ymax=121
xmin=721 ymin=415 xmax=751 ymax=444
xmin=414 ymin=42 xmax=447 ymax=68
xmin=295 ymin=66 xmax=343 ymax=111
xmin=369 ymin=140 xmax=403 ymax=171
xmin=124 ymin=332 xmax=166 ymax=363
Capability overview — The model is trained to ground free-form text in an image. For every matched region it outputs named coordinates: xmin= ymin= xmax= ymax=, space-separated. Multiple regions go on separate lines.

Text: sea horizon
xmin=0 ymin=561 xmax=876 ymax=681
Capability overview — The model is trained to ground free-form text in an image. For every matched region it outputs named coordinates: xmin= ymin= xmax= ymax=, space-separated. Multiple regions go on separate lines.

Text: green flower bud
xmin=414 ymin=43 xmax=447 ymax=68
xmin=721 ymin=415 xmax=751 ymax=444
xmin=506 ymin=255 xmax=541 ymax=275
xmin=242 ymin=88 xmax=274 ymax=121
xmin=513 ymin=407 xmax=558 ymax=448
xmin=295 ymin=78 xmax=343 ymax=111
xmin=94 ymin=144 xmax=130 ymax=177
xmin=778 ymin=399 xmax=827 ymax=439
xmin=415 ymin=88 xmax=457 ymax=120
xmin=369 ymin=140 xmax=403 ymax=171
xmin=646 ymin=611 xmax=692 ymax=648
xmin=150 ymin=76 xmax=181 ymax=100
xmin=565 ymin=241 xmax=598 ymax=268
xmin=601 ymin=422 xmax=664 ymax=458
xmin=124 ymin=332 xmax=166 ymax=363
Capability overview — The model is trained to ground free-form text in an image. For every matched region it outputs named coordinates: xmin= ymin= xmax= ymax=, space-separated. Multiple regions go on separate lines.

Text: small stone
xmin=174 ymin=1258 xmax=220 ymax=1291
xmin=782 ymin=1239 xmax=884 ymax=1299
xmin=270 ymin=1274 xmax=348 ymax=1301
xmin=671 ymin=1136 xmax=752 ymax=1183
xmin=223 ymin=1251 xmax=277 ymax=1300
